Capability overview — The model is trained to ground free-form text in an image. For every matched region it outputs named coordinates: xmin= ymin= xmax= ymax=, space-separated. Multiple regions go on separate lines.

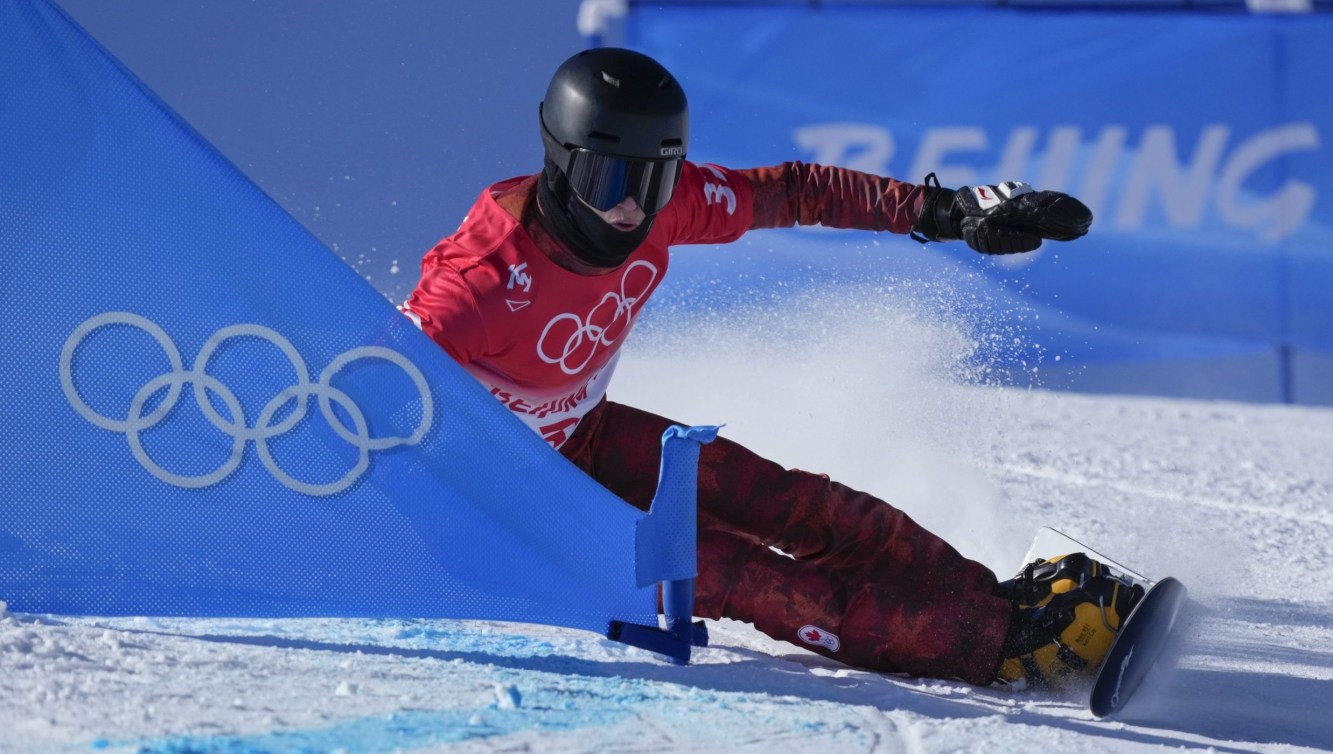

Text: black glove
xmin=912 ymin=174 xmax=1093 ymax=255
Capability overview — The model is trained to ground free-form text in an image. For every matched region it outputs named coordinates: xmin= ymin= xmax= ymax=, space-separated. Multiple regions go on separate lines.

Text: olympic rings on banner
xmin=59 ymin=311 xmax=433 ymax=496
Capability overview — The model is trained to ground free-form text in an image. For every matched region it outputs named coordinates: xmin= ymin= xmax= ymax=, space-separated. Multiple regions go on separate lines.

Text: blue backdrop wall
xmin=619 ymin=3 xmax=1333 ymax=404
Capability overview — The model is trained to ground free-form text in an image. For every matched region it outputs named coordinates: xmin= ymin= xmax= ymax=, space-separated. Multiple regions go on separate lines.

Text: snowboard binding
xmin=996 ymin=529 xmax=1188 ymax=718
xmin=993 ymin=552 xmax=1145 ymax=690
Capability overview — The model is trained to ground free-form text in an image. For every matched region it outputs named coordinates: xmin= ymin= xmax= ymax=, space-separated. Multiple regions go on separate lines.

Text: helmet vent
xmin=588 ymin=130 xmax=620 ymax=144
xmin=601 ymin=71 xmax=621 ymax=87
xmin=661 ymin=138 xmax=683 ymax=147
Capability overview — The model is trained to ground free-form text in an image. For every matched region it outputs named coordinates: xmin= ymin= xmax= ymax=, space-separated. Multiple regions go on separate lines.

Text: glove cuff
xmin=911 ymin=174 xmax=961 ymax=243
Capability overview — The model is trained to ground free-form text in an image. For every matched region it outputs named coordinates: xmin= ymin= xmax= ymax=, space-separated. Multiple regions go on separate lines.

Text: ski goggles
xmin=562 ymin=148 xmax=683 ymax=214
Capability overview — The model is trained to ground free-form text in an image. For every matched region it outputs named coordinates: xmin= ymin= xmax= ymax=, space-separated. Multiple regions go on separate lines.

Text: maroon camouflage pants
xmin=559 ymin=399 xmax=1013 ymax=685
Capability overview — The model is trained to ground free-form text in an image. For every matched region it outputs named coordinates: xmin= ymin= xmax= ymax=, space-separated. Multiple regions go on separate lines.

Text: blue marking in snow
xmin=122 ymin=704 xmax=632 ymax=753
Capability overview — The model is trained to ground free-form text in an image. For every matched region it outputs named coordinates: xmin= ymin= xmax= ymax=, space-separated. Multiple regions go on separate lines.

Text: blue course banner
xmin=627 ymin=5 xmax=1333 ymax=404
xmin=0 ymin=0 xmax=702 ymax=647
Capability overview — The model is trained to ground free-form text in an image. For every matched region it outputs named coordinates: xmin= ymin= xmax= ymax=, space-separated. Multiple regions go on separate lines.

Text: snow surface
xmin=4 ymin=286 xmax=1333 ymax=753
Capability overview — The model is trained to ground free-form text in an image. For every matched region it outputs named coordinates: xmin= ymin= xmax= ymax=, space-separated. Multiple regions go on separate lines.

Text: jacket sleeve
xmin=399 ymin=248 xmax=487 ymax=366
xmin=654 ymin=162 xmax=756 ymax=246
xmin=740 ymin=162 xmax=927 ymax=235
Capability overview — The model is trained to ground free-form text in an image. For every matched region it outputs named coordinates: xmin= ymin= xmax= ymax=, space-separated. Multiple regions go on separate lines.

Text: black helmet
xmin=539 ymin=48 xmax=688 ymax=215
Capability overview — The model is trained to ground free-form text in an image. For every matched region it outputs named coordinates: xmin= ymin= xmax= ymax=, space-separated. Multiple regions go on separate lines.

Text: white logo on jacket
xmin=507 ymin=262 xmax=532 ymax=292
xmin=536 ymin=260 xmax=657 ymax=375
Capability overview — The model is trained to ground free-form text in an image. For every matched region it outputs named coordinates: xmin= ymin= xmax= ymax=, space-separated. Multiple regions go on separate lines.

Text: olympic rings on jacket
xmin=59 ymin=311 xmax=433 ymax=496
xmin=536 ymin=260 xmax=658 ymax=375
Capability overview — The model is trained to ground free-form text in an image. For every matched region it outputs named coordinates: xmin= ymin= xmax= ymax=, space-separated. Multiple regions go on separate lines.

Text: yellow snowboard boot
xmin=994 ymin=552 xmax=1145 ymax=690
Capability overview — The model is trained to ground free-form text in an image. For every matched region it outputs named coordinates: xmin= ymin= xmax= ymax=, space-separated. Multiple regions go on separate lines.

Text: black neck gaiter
xmin=536 ymin=161 xmax=654 ymax=269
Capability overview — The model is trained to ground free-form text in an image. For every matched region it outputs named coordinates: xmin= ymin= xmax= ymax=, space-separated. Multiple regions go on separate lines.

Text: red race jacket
xmin=403 ymin=161 xmax=924 ymax=448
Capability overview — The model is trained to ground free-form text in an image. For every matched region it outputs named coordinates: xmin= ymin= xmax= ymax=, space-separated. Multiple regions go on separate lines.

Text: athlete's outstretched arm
xmin=740 ymin=162 xmax=1092 ymax=254
xmin=741 ymin=161 xmax=925 ymax=235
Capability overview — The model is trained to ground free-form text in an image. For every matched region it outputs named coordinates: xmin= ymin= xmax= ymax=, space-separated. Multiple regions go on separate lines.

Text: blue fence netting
xmin=0 ymin=0 xmax=710 ymax=663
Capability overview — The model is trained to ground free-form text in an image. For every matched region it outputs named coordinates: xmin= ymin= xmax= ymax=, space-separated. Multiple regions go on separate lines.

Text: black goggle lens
xmin=565 ymin=149 xmax=681 ymax=214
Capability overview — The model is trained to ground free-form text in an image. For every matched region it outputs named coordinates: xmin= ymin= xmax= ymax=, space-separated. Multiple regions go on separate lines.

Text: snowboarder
xmin=402 ymin=47 xmax=1139 ymax=688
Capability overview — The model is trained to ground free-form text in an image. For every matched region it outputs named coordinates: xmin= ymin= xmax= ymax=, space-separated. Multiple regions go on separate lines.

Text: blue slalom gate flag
xmin=0 ymin=0 xmax=707 ymax=658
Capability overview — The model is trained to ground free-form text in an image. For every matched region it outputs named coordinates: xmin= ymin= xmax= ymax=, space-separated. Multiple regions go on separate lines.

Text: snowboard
xmin=1088 ymin=575 xmax=1187 ymax=717
xmin=1019 ymin=527 xmax=1188 ymax=718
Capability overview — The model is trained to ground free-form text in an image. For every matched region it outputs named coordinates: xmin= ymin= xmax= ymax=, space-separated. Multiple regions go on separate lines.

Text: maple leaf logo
xmin=798 ymin=624 xmax=841 ymax=652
